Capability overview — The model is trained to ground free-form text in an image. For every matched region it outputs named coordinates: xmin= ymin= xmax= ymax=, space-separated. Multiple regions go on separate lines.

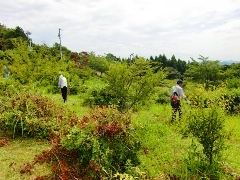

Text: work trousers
xmin=61 ymin=86 xmax=67 ymax=103
xmin=171 ymin=100 xmax=182 ymax=122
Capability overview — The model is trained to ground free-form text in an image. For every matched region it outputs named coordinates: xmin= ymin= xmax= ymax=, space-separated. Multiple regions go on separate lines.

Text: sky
xmin=1 ymin=0 xmax=240 ymax=62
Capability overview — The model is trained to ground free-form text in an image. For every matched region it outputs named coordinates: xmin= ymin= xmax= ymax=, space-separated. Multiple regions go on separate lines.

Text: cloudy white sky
xmin=1 ymin=0 xmax=240 ymax=61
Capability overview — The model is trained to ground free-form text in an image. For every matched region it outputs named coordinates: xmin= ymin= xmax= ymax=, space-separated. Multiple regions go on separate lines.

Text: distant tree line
xmin=0 ymin=24 xmax=28 ymax=50
xmin=1 ymin=23 xmax=240 ymax=90
xmin=149 ymin=54 xmax=187 ymax=79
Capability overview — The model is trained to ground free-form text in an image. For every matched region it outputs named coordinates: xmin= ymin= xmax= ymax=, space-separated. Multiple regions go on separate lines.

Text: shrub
xmin=44 ymin=84 xmax=60 ymax=94
xmin=98 ymin=59 xmax=165 ymax=112
xmin=67 ymin=74 xmax=85 ymax=95
xmin=226 ymin=77 xmax=240 ymax=89
xmin=21 ymin=107 xmax=141 ymax=180
xmin=220 ymin=89 xmax=240 ymax=114
xmin=184 ymin=103 xmax=228 ymax=178
xmin=83 ymin=88 xmax=118 ymax=108
xmin=0 ymin=78 xmax=22 ymax=97
xmin=156 ymin=90 xmax=170 ymax=104
xmin=61 ymin=107 xmax=141 ymax=178
xmin=0 ymin=92 xmax=80 ymax=138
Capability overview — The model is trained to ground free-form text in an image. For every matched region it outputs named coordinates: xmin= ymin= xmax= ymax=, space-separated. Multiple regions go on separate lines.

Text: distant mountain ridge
xmin=219 ymin=60 xmax=239 ymax=65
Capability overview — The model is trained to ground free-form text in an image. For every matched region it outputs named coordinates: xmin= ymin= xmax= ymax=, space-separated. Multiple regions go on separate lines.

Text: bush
xmin=220 ymin=89 xmax=240 ymax=114
xmin=61 ymin=107 xmax=141 ymax=178
xmin=68 ymin=74 xmax=86 ymax=95
xmin=91 ymin=59 xmax=165 ymax=112
xmin=156 ymin=90 xmax=170 ymax=104
xmin=83 ymin=88 xmax=118 ymax=108
xmin=0 ymin=78 xmax=22 ymax=97
xmin=0 ymin=92 xmax=80 ymax=138
xmin=183 ymin=103 xmax=228 ymax=178
xmin=226 ymin=77 xmax=240 ymax=89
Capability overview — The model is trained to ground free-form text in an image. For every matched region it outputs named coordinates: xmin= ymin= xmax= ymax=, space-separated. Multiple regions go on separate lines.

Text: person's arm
xmin=179 ymin=88 xmax=190 ymax=103
xmin=178 ymin=88 xmax=186 ymax=99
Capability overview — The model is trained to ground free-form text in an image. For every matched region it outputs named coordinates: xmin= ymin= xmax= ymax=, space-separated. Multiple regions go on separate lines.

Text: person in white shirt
xmin=170 ymin=79 xmax=189 ymax=122
xmin=58 ymin=74 xmax=68 ymax=103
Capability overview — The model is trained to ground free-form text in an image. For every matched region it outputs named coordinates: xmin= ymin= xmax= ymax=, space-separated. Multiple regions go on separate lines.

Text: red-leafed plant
xmin=21 ymin=107 xmax=141 ymax=179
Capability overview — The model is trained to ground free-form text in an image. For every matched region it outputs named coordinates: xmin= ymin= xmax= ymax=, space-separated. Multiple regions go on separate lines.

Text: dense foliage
xmin=61 ymin=107 xmax=141 ymax=178
xmin=0 ymin=24 xmax=240 ymax=179
xmin=20 ymin=108 xmax=141 ymax=179
xmin=0 ymin=24 xmax=28 ymax=50
xmin=84 ymin=58 xmax=165 ymax=112
xmin=0 ymin=82 xmax=80 ymax=138
xmin=184 ymin=56 xmax=225 ymax=89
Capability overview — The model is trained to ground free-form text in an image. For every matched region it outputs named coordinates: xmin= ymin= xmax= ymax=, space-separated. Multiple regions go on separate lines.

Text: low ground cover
xmin=0 ymin=81 xmax=240 ymax=179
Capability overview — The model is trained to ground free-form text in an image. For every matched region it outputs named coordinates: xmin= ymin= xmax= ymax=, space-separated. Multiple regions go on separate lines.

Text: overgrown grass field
xmin=0 ymin=78 xmax=240 ymax=179
xmin=1 ymin=26 xmax=240 ymax=179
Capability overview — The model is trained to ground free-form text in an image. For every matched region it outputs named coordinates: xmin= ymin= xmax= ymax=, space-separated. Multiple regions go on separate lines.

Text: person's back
xmin=170 ymin=79 xmax=188 ymax=122
xmin=59 ymin=76 xmax=67 ymax=88
xmin=58 ymin=75 xmax=68 ymax=103
xmin=170 ymin=84 xmax=186 ymax=101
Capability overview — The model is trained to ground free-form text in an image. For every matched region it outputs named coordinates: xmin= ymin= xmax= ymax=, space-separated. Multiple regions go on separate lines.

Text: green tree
xmin=13 ymin=26 xmax=28 ymax=39
xmin=88 ymin=54 xmax=109 ymax=76
xmin=0 ymin=39 xmax=13 ymax=50
xmin=160 ymin=54 xmax=168 ymax=67
xmin=0 ymin=40 xmax=70 ymax=87
xmin=169 ymin=55 xmax=177 ymax=69
xmin=0 ymin=24 xmax=28 ymax=50
xmin=50 ymin=43 xmax=72 ymax=61
xmin=184 ymin=55 xmax=224 ymax=89
xmin=149 ymin=54 xmax=187 ymax=78
xmin=104 ymin=57 xmax=165 ymax=112
xmin=105 ymin=53 xmax=120 ymax=61
xmin=164 ymin=67 xmax=181 ymax=79
xmin=176 ymin=58 xmax=187 ymax=75
xmin=225 ymin=62 xmax=240 ymax=78
xmin=184 ymin=103 xmax=228 ymax=178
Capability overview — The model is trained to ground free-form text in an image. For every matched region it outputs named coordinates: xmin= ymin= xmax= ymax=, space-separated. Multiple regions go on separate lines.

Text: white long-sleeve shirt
xmin=58 ymin=75 xmax=67 ymax=88
xmin=170 ymin=84 xmax=186 ymax=100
